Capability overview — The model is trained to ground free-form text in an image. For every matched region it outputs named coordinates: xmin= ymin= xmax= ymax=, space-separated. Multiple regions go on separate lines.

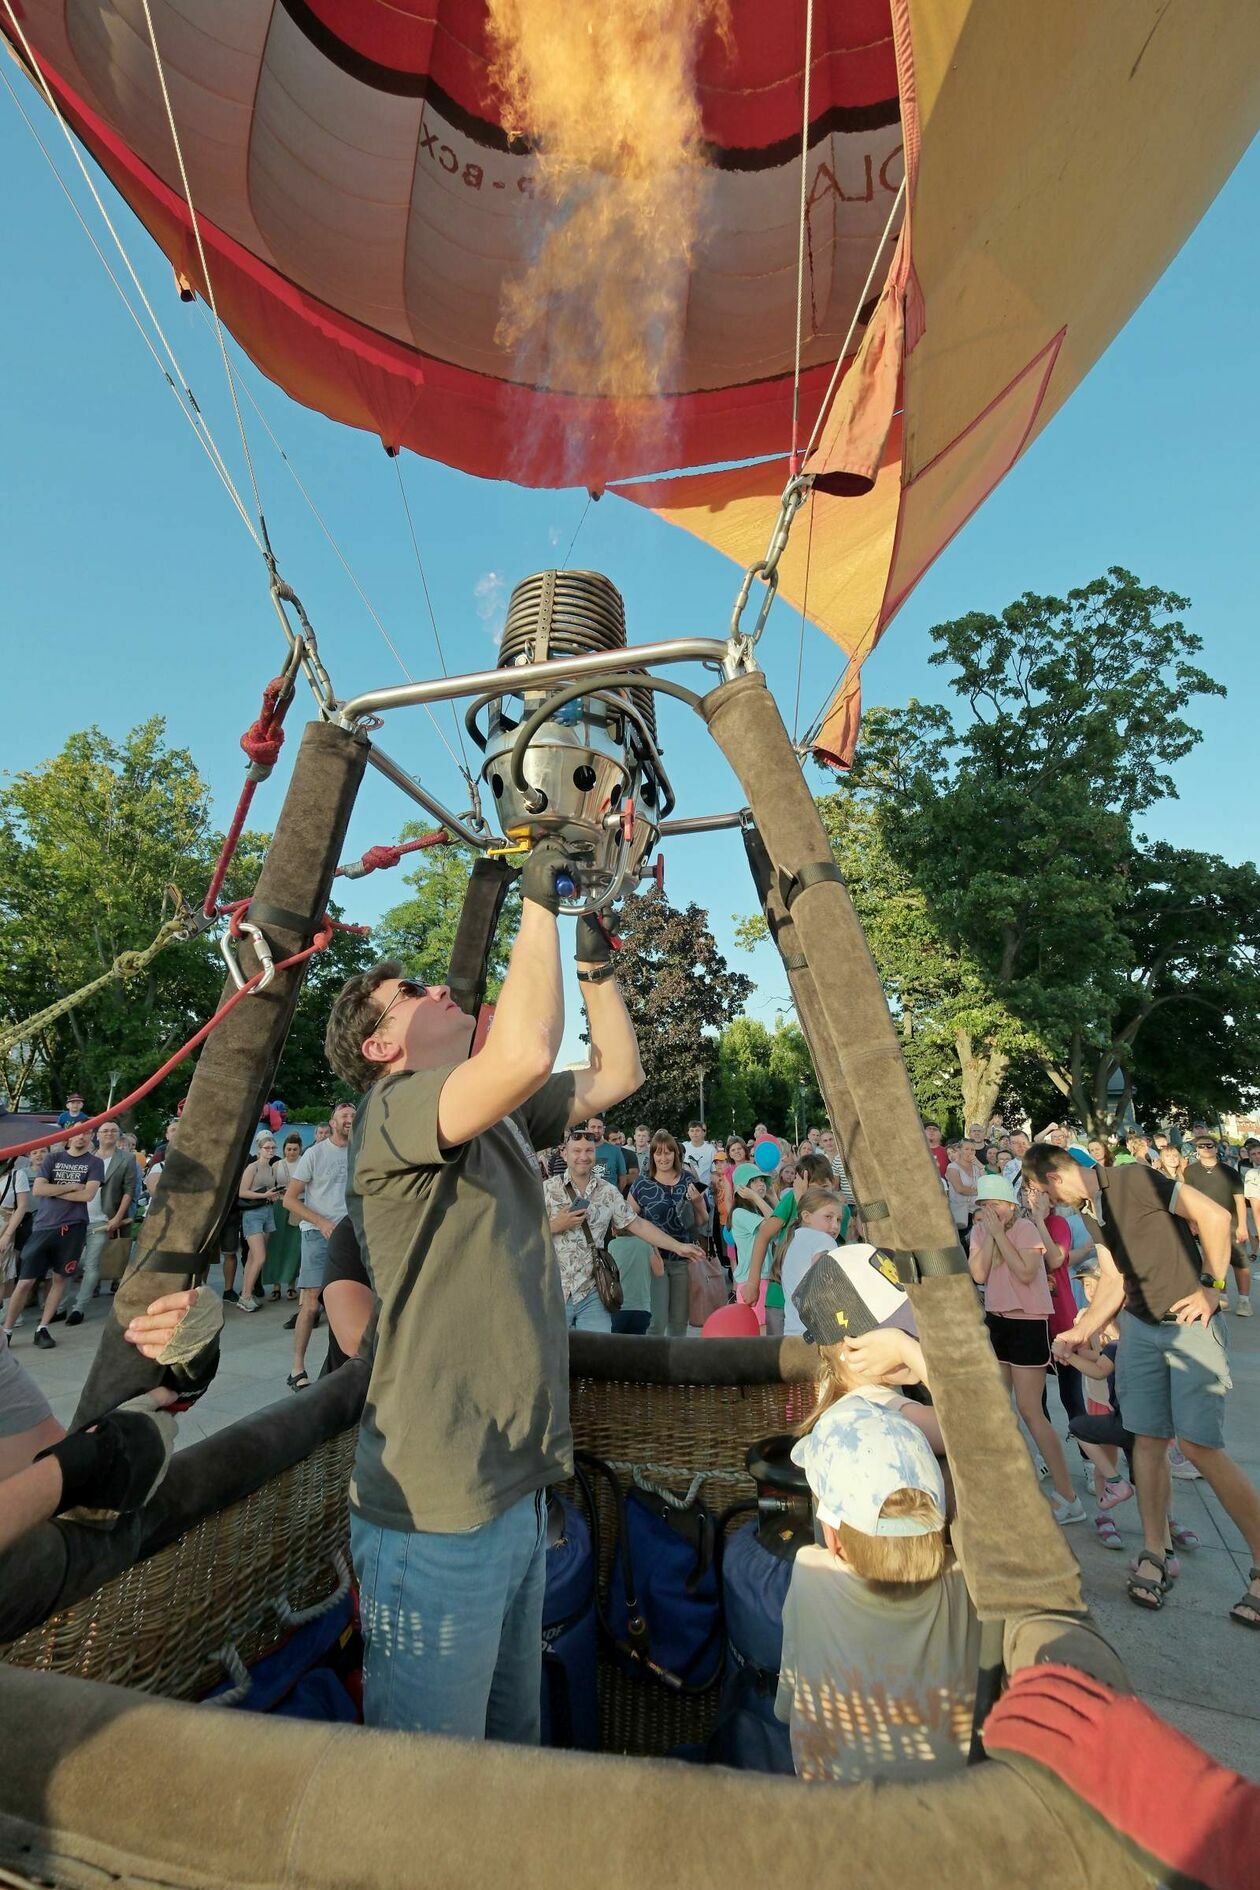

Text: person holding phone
xmin=544 ymin=1127 xmax=704 ymax=1331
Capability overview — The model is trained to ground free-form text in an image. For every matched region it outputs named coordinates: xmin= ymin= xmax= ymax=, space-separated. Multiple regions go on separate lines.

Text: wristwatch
xmin=1202 ymin=1275 xmax=1226 ymax=1292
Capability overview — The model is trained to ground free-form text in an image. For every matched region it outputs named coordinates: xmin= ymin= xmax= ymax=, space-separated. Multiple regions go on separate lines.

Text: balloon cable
xmin=138 ymin=0 xmax=270 ymax=556
xmin=391 ymin=455 xmax=478 ymax=795
xmin=0 ymin=14 xmax=264 ymax=558
xmin=789 ymin=0 xmax=816 ymax=471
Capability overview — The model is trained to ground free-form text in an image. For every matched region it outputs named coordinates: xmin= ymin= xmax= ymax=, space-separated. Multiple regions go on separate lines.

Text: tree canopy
xmin=0 ymin=719 xmax=373 ymax=1139
xmin=608 ymin=887 xmax=753 ymax=1130
xmin=377 ymin=833 xmax=519 ymax=996
xmin=743 ymin=569 xmax=1257 ymax=1132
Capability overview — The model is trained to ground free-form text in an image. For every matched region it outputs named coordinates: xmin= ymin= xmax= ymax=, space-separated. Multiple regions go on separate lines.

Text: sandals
xmin=287 ymin=1286 xmax=298 ymax=1300
xmin=286 ymin=1371 xmax=310 ymax=1393
xmin=1127 ymin=1549 xmax=1169 ymax=1610
xmin=1094 ymin=1513 xmax=1124 ymax=1551
xmin=270 ymin=1288 xmax=282 ymax=1302
xmin=1229 ymin=1565 xmax=1260 ymax=1630
xmin=1168 ymin=1520 xmax=1200 ymax=1550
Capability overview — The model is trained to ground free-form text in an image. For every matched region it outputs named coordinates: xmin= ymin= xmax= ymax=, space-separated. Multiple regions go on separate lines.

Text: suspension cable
xmin=391 ymin=455 xmax=475 ymax=786
xmin=0 ymin=11 xmax=264 ymax=555
xmin=138 ymin=0 xmax=269 ymax=551
xmin=561 ymin=492 xmax=593 ymax=570
xmin=789 ymin=0 xmax=816 ymax=472
xmin=802 ymin=174 xmax=906 ymax=466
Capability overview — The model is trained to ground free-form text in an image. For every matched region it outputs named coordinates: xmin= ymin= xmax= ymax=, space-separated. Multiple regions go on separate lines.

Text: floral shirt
xmin=543 ymin=1169 xmax=637 ymax=1304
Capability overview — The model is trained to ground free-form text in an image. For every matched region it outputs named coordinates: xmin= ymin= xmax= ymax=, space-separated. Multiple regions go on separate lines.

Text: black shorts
xmin=985 ymin=1309 xmax=1051 ymax=1369
xmin=18 ymin=1222 xmax=89 ymax=1283
xmin=219 ymin=1207 xmax=243 ymax=1257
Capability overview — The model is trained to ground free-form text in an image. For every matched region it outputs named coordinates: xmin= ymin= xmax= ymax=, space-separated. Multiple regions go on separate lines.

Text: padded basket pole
xmin=72 ymin=720 xmax=369 ymax=1428
xmin=703 ymin=673 xmax=1084 ymax=1624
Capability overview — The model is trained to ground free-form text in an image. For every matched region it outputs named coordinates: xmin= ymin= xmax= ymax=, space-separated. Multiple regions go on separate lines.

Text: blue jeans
xmin=350 ymin=1489 xmax=548 ymax=1740
xmin=565 ymin=1285 xmax=612 ymax=1332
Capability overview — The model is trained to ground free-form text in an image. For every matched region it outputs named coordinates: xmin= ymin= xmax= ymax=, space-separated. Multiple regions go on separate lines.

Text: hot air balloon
xmin=5 ymin=0 xmax=1255 ymax=759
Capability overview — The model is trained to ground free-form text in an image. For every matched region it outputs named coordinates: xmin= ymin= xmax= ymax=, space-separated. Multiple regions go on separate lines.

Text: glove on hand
xmin=519 ymin=839 xmax=578 ymax=916
xmin=38 ymin=1399 xmax=176 ymax=1519
xmin=984 ymin=1663 xmax=1260 ymax=1890
xmin=575 ymin=910 xmax=616 ymax=965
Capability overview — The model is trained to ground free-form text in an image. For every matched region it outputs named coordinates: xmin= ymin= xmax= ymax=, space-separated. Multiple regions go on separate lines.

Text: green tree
xmin=0 ymin=720 xmax=266 ymax=1138
xmin=377 ymin=834 xmax=519 ymax=995
xmin=845 ymin=568 xmax=1225 ymax=1126
xmin=610 ymin=888 xmax=753 ymax=1129
xmin=708 ymin=1014 xmax=825 ymax=1139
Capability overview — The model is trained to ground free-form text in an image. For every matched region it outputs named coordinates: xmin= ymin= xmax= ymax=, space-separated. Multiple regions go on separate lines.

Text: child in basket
xmin=775 ymin=1396 xmax=980 ymax=1783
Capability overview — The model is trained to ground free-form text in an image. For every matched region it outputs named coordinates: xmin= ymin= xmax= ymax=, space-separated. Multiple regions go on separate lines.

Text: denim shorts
xmin=241 ymin=1206 xmax=275 ymax=1237
xmin=297 ymin=1226 xmax=330 ymax=1293
xmin=1114 ymin=1309 xmax=1231 ymax=1448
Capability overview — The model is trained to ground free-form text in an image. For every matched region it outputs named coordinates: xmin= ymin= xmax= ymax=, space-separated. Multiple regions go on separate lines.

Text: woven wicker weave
xmin=569 ymin=1369 xmax=812 ymax=1756
xmin=1 ymin=1427 xmax=356 ymax=1699
xmin=1 ymin=1353 xmax=814 ymax=1753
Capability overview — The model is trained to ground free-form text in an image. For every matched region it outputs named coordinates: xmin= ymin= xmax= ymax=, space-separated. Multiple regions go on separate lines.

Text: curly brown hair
xmin=324 ymin=960 xmax=405 ymax=1092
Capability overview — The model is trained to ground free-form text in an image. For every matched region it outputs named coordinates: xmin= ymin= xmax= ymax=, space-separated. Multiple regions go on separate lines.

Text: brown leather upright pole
xmin=705 ymin=673 xmax=1083 ymax=1622
xmin=72 ymin=720 xmax=368 ymax=1427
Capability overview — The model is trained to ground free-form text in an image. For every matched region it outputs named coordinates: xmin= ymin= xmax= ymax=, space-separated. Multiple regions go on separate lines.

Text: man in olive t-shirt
xmin=325 ymin=846 xmax=646 ymax=1740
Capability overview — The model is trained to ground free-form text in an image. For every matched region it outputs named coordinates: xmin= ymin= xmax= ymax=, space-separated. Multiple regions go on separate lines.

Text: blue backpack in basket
xmin=540 ymin=1493 xmax=598 ymax=1750
xmin=708 ymin=1519 xmax=795 ymax=1773
xmin=600 ymin=1471 xmax=723 ymax=1693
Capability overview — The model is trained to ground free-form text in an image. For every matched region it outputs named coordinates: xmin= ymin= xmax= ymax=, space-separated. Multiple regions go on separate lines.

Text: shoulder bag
xmin=565 ymin=1181 xmax=624 ymax=1315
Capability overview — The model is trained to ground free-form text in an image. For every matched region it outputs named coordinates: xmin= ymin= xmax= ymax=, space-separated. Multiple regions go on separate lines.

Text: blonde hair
xmin=771 ymin=1186 xmax=844 ymax=1285
xmin=835 ymin=1487 xmax=947 ymax=1591
xmin=798 ymin=1338 xmax=862 ymax=1435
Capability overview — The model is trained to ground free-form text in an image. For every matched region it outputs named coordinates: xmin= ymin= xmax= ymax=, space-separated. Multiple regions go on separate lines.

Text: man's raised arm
xmin=568 ymin=913 xmax=643 ymax=1127
xmin=436 ymin=849 xmax=569 ymax=1148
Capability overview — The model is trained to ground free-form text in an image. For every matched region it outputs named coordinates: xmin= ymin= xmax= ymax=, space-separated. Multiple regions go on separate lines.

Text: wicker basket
xmin=1 ymin=1337 xmax=816 ymax=1752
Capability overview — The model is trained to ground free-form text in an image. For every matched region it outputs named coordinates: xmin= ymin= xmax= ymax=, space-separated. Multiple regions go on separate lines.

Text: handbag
xmin=565 ymin=1181 xmax=624 ymax=1314
xmin=688 ymin=1250 xmax=729 ymax=1328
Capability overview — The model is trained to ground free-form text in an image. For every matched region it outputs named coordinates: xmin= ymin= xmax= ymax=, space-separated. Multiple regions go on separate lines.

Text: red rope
xmin=334 ymin=826 xmax=450 ymax=879
xmin=0 ymin=917 xmax=349 ymax=1164
xmin=201 ymin=673 xmax=295 ymax=918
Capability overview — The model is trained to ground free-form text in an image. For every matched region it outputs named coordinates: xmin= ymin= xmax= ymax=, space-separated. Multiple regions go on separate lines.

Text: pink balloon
xmin=701 ymin=1302 xmax=762 ymax=1338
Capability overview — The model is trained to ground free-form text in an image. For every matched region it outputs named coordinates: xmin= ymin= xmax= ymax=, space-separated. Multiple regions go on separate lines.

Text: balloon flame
xmin=488 ymin=0 xmax=727 ymax=437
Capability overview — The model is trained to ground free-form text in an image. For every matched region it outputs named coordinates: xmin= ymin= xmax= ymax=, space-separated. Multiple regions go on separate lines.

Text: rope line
xmin=138 ymin=0 xmax=269 ymax=548
xmin=791 ymin=487 xmax=816 ymax=745
xmin=802 ymin=175 xmax=906 ymax=467
xmin=789 ymin=0 xmax=816 ymax=470
xmin=561 ymin=493 xmax=592 ymax=570
xmin=0 ymin=916 xmax=354 ymax=1164
xmin=335 ymin=827 xmax=451 ymax=880
xmin=0 ymin=21 xmax=264 ymax=554
xmin=0 ymin=913 xmax=190 ymax=1060
xmin=391 ymin=455 xmax=474 ymax=782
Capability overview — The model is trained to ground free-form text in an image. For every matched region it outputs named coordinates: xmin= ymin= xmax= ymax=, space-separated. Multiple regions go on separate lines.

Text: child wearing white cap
xmin=775 ymin=1398 xmax=980 ymax=1784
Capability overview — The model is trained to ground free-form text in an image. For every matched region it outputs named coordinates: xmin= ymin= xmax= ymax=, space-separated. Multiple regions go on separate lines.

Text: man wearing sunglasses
xmin=324 ymin=841 xmax=644 ymax=1743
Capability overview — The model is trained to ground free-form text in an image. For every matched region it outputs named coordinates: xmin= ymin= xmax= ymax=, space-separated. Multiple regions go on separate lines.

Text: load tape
xmin=781 ymin=860 xmax=844 ymax=909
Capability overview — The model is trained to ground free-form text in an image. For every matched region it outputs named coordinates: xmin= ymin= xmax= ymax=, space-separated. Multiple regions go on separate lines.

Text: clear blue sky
xmin=1 ymin=89 xmax=1255 ymax=1062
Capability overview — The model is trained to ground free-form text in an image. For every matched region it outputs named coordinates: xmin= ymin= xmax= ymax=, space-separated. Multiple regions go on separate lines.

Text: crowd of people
xmin=4 ymin=892 xmax=1260 ymax=1787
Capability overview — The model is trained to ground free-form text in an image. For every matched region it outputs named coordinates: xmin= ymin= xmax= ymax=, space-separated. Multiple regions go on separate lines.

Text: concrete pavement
xmin=11 ymin=1269 xmax=1259 ymax=1773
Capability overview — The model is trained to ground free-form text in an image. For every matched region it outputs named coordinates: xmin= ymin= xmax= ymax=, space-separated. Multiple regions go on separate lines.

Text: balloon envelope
xmin=6 ymin=2 xmax=1258 ymax=760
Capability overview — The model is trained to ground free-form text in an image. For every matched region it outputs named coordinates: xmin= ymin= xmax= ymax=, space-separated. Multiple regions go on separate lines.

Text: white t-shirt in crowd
xmin=781 ymin=1227 xmax=837 ymax=1335
xmin=683 ymin=1139 xmax=716 ymax=1186
xmin=293 ymin=1136 xmax=349 ymax=1222
xmin=1 ymin=1163 xmax=30 ymax=1220
xmin=1002 ymin=1157 xmax=1024 ymax=1188
xmin=775 ymin=1547 xmax=979 ymax=1784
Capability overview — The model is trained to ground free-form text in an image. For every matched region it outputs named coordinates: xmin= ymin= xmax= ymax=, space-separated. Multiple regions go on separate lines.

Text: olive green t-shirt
xmin=347 ymin=1062 xmax=576 ymax=1532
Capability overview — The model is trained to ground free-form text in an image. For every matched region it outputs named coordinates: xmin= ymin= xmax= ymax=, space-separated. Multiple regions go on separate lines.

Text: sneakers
xmin=33 ymin=1325 xmax=56 ymax=1350
xmin=236 ymin=1296 xmax=260 ymax=1313
xmin=1098 ymin=1477 xmax=1135 ymax=1512
xmin=1168 ymin=1443 xmax=1202 ymax=1481
xmin=1235 ymin=1296 xmax=1253 ymax=1317
xmin=64 ymin=1309 xmax=85 ymax=1327
xmin=1050 ymin=1491 xmax=1087 ymax=1526
xmin=222 ymin=1288 xmax=240 ymax=1304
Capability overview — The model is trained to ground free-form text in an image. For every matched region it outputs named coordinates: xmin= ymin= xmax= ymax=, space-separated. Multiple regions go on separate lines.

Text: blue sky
xmin=1 ymin=90 xmax=1255 ymax=1062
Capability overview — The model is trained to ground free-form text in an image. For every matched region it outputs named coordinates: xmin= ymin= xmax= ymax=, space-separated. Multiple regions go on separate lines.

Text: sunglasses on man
xmin=370 ymin=977 xmax=426 ymax=1034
